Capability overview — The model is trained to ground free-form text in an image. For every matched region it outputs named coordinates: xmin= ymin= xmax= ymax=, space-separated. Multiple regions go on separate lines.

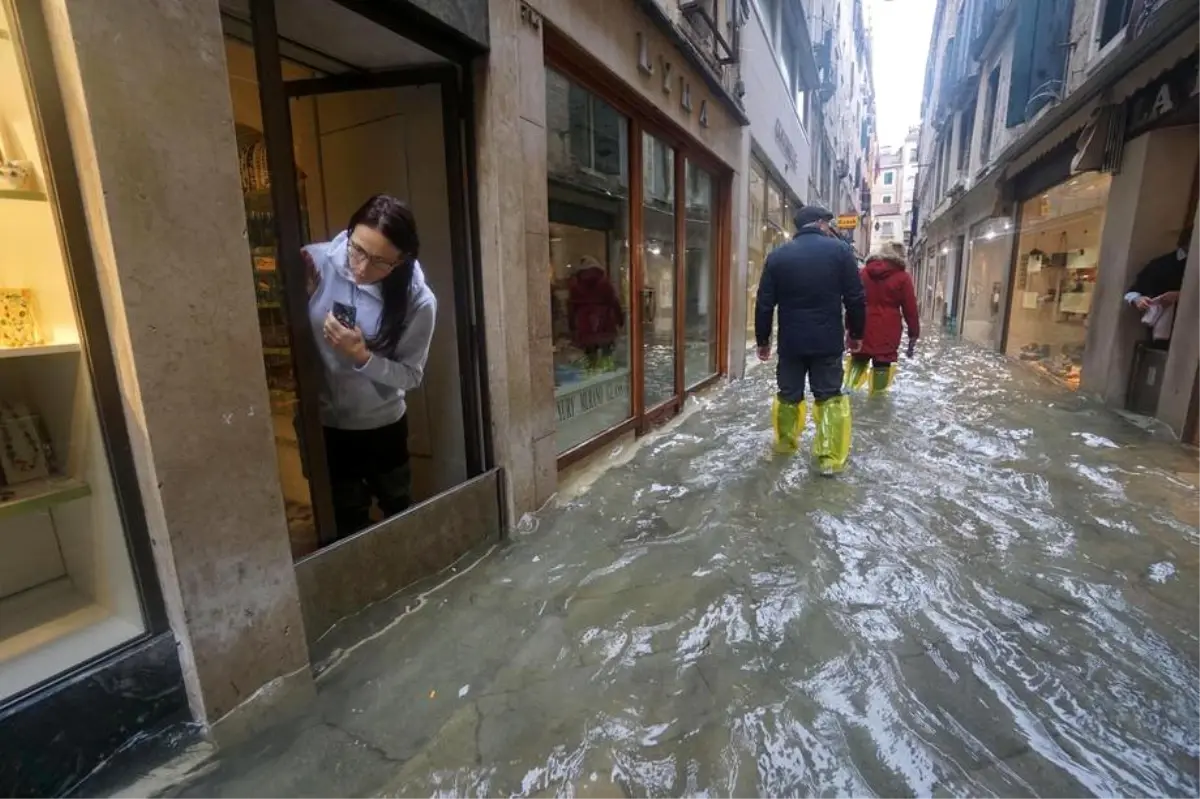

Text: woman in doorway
xmin=845 ymin=241 xmax=919 ymax=394
xmin=302 ymin=194 xmax=437 ymax=538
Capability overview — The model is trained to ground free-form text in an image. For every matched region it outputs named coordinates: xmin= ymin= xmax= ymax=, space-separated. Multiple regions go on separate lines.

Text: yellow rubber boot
xmin=812 ymin=394 xmax=851 ymax=475
xmin=843 ymin=357 xmax=870 ymax=392
xmin=771 ymin=397 xmax=806 ymax=454
xmin=869 ymin=364 xmax=897 ymax=396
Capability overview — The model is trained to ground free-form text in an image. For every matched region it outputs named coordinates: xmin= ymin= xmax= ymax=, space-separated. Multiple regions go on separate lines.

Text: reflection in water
xmin=176 ymin=335 xmax=1200 ymax=799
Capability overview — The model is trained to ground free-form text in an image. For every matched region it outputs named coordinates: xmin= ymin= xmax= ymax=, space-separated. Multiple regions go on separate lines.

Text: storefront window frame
xmin=546 ymin=29 xmax=732 ymax=468
xmin=1 ymin=0 xmax=171 ymax=699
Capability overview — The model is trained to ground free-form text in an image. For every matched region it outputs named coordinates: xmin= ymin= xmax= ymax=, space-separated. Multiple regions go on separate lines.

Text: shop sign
xmin=774 ymin=120 xmax=798 ymax=171
xmin=555 ymin=369 xmax=630 ymax=424
xmin=1124 ymin=51 xmax=1199 ymax=139
xmin=835 ymin=214 xmax=859 ymax=230
xmin=636 ymin=31 xmax=710 ymax=128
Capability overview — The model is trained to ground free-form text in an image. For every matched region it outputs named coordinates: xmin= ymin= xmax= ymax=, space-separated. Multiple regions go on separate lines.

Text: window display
xmin=684 ymin=161 xmax=718 ymax=387
xmin=744 ymin=159 xmax=794 ymax=368
xmin=641 ymin=132 xmax=676 ymax=409
xmin=962 ymin=217 xmax=1013 ymax=347
xmin=0 ymin=2 xmax=144 ymax=700
xmin=545 ymin=69 xmax=632 ymax=453
xmin=1005 ymin=172 xmax=1112 ymax=390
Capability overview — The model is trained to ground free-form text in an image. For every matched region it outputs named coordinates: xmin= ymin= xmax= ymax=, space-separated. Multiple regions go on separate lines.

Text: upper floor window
xmin=909 ymin=148 xmax=918 ymax=164
xmin=882 ymin=193 xmax=894 ymax=204
xmin=883 ymin=170 xmax=895 ymax=186
xmin=1097 ymin=0 xmax=1133 ymax=51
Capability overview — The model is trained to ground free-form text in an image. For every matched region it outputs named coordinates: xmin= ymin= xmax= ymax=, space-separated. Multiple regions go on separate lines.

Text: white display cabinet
xmin=0 ymin=5 xmax=144 ymax=701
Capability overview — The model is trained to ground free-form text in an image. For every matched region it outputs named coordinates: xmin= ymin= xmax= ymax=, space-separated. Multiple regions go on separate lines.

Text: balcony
xmin=679 ymin=0 xmax=739 ymax=69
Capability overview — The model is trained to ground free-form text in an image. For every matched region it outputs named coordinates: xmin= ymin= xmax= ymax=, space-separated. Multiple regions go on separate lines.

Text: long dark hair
xmin=346 ymin=194 xmax=419 ymax=354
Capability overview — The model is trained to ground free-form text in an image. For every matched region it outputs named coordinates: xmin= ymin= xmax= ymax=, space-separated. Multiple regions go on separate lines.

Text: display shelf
xmin=0 ymin=576 xmax=142 ymax=700
xmin=258 ymin=302 xmax=281 ymax=310
xmin=0 ymin=188 xmax=48 ymax=202
xmin=0 ymin=476 xmax=90 ymax=521
xmin=262 ymin=346 xmax=291 ymax=356
xmin=0 ymin=29 xmax=9 ymax=41
xmin=0 ymin=342 xmax=80 ymax=359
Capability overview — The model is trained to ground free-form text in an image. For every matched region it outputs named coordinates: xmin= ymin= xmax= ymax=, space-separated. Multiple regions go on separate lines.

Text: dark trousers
xmin=323 ymin=416 xmax=412 ymax=539
xmin=777 ymin=354 xmax=843 ymax=403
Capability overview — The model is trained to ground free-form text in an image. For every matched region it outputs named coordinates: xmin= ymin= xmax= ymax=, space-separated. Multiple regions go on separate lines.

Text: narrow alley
xmin=131 ymin=336 xmax=1199 ymax=799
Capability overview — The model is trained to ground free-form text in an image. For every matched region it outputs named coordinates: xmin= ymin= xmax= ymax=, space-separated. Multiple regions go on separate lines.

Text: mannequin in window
xmin=1124 ymin=227 xmax=1190 ymax=349
xmin=568 ymin=255 xmax=625 ymax=373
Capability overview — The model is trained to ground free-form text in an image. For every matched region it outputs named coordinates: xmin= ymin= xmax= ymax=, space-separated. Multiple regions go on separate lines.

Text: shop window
xmin=546 ymin=69 xmax=632 ymax=453
xmin=883 ymin=171 xmax=895 ymax=186
xmin=1005 ymin=172 xmax=1112 ymax=390
xmin=1 ymin=2 xmax=145 ymax=700
xmin=684 ymin=161 xmax=719 ymax=388
xmin=745 ymin=161 xmax=766 ymax=362
xmin=641 ymin=132 xmax=677 ymax=409
xmin=963 ymin=217 xmax=1014 ymax=347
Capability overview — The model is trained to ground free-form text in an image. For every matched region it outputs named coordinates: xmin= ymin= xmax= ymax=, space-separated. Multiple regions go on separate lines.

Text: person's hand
xmin=1152 ymin=291 xmax=1180 ymax=307
xmin=905 ymin=339 xmax=916 ymax=359
xmin=1133 ymin=295 xmax=1153 ymax=312
xmin=324 ymin=312 xmax=369 ymax=366
xmin=757 ymin=345 xmax=771 ymax=362
xmin=847 ymin=338 xmax=863 ymax=353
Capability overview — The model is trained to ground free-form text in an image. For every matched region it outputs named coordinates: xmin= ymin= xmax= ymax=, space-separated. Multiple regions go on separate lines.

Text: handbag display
xmin=0 ymin=288 xmax=44 ymax=348
xmin=0 ymin=400 xmax=55 ymax=485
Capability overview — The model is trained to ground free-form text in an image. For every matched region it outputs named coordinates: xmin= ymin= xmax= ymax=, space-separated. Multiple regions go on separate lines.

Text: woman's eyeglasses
xmin=348 ymin=238 xmax=401 ymax=271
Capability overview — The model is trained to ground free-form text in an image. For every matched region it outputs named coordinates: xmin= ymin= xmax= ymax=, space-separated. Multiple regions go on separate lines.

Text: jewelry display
xmin=0 ymin=400 xmax=54 ymax=485
xmin=0 ymin=288 xmax=43 ymax=348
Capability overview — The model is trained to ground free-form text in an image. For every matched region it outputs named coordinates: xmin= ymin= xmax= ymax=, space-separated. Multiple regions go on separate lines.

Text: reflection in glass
xmin=684 ymin=161 xmax=718 ymax=387
xmin=1004 ymin=172 xmax=1111 ymax=391
xmin=641 ymin=133 xmax=676 ymax=408
xmin=545 ymin=69 xmax=632 ymax=453
xmin=745 ymin=161 xmax=766 ymax=351
xmin=962 ymin=217 xmax=1014 ymax=348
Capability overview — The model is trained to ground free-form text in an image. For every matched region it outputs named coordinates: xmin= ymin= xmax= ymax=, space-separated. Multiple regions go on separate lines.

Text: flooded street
xmin=157 ymin=336 xmax=1198 ymax=799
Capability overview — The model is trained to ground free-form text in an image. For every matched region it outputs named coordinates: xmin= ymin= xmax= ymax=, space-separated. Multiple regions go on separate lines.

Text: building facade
xmin=912 ymin=0 xmax=1198 ymax=444
xmin=0 ymin=0 xmax=754 ymax=793
xmin=804 ymin=0 xmax=878 ymax=253
xmin=869 ymin=127 xmax=919 ymax=253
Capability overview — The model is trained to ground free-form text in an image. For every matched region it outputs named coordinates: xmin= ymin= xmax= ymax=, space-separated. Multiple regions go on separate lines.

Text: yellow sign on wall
xmin=836 ymin=215 xmax=859 ymax=230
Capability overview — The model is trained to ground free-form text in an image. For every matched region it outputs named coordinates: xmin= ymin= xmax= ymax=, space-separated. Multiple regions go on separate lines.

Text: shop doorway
xmin=220 ymin=0 xmax=498 ymax=641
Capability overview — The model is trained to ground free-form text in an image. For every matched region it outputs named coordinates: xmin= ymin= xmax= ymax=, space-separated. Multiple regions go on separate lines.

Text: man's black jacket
xmin=755 ymin=227 xmax=866 ymax=358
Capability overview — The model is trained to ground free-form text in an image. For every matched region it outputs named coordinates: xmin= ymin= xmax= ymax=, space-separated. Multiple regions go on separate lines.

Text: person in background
xmin=568 ymin=254 xmax=624 ymax=372
xmin=756 ymin=205 xmax=866 ymax=475
xmin=302 ymin=194 xmax=436 ymax=538
xmin=1124 ymin=227 xmax=1190 ymax=348
xmin=845 ymin=241 xmax=920 ymax=394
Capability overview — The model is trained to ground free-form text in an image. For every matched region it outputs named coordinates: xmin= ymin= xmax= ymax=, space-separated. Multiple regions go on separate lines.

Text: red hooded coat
xmin=568 ymin=265 xmax=624 ymax=348
xmin=858 ymin=254 xmax=920 ymax=361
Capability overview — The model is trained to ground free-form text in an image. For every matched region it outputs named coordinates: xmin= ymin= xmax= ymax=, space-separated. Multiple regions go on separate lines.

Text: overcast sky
xmin=867 ymin=0 xmax=937 ymax=149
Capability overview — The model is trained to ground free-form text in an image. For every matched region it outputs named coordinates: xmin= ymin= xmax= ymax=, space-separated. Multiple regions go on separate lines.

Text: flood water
xmin=161 ymin=336 xmax=1199 ymax=799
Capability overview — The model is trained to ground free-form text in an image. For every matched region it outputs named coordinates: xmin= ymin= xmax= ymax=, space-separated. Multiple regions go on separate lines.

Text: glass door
xmin=640 ymin=132 xmax=676 ymax=410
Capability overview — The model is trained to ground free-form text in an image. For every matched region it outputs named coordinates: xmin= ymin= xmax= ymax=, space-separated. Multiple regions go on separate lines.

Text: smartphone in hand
xmin=332 ymin=301 xmax=357 ymax=329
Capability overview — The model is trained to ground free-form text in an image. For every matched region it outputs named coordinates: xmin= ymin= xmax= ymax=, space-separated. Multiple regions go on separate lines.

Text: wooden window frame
xmin=546 ymin=26 xmax=732 ymax=469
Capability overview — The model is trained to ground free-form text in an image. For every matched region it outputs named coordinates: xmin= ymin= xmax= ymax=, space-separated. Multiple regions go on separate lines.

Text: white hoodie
xmin=303 ymin=230 xmax=437 ymax=430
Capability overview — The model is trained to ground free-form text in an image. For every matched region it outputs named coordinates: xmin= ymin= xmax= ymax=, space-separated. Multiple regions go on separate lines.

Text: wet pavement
xmin=147 ymin=335 xmax=1198 ymax=798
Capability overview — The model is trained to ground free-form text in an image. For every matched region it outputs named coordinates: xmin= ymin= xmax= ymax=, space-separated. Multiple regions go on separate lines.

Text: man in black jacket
xmin=755 ymin=205 xmax=866 ymax=474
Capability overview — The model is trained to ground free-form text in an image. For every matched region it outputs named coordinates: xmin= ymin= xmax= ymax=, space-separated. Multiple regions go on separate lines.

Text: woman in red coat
xmin=845 ymin=242 xmax=920 ymax=394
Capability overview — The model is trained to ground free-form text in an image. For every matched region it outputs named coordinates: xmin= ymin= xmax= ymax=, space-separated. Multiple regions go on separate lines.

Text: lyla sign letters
xmin=636 ymin=31 xmax=710 ymax=128
xmin=1124 ymin=51 xmax=1199 ymax=138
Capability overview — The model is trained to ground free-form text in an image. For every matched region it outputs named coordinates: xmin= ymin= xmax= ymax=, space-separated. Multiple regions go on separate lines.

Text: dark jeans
xmin=777 ymin=354 xmax=843 ymax=403
xmin=323 ymin=416 xmax=412 ymax=539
